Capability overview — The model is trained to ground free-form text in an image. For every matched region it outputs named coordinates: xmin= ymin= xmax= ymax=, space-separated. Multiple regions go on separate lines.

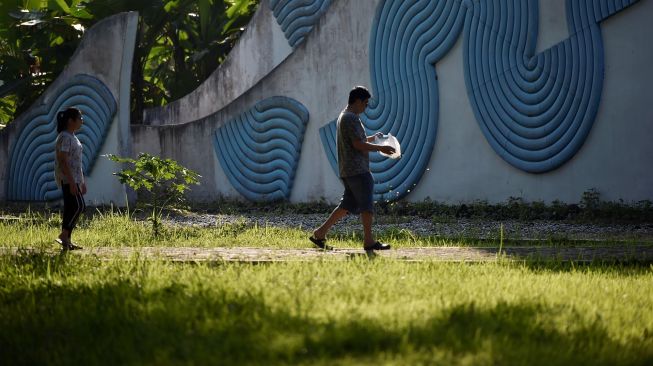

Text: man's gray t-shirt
xmin=337 ymin=110 xmax=369 ymax=178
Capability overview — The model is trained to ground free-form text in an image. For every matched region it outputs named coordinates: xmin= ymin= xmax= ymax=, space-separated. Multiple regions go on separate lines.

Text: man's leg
xmin=361 ymin=211 xmax=375 ymax=247
xmin=355 ymin=173 xmax=389 ymax=250
xmin=313 ymin=207 xmax=348 ymax=240
xmin=352 ymin=173 xmax=376 ymax=247
xmin=313 ymin=178 xmax=356 ymax=241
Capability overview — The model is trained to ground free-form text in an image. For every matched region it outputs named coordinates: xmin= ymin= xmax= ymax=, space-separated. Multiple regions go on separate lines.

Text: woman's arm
xmin=56 ymin=151 xmax=78 ymax=194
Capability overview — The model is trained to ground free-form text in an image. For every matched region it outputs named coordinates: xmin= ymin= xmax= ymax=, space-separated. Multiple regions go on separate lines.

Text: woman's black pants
xmin=61 ymin=183 xmax=86 ymax=233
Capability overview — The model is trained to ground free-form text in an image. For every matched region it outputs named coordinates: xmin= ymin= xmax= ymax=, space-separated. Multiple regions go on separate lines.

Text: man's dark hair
xmin=348 ymin=86 xmax=371 ymax=105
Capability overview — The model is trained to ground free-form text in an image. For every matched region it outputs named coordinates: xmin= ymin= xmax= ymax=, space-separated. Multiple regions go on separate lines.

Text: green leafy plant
xmin=0 ymin=0 xmax=88 ymax=124
xmin=0 ymin=0 xmax=259 ymax=125
xmin=106 ymin=153 xmax=200 ymax=237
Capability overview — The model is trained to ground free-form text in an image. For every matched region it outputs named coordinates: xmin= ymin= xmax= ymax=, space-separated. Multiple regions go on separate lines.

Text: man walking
xmin=310 ymin=86 xmax=396 ymax=251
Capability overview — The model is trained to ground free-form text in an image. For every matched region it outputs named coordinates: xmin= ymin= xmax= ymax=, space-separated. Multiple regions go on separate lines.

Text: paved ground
xmin=4 ymin=245 xmax=653 ymax=263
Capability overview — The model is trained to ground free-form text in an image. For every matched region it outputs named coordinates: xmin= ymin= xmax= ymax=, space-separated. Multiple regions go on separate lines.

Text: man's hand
xmin=367 ymin=132 xmax=384 ymax=143
xmin=353 ymin=140 xmax=395 ymax=154
xmin=378 ymin=145 xmax=396 ymax=155
xmin=81 ymin=183 xmax=87 ymax=195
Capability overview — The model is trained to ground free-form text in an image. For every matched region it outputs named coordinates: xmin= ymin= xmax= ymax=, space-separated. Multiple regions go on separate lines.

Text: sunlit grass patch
xmin=0 ymin=209 xmax=452 ymax=249
xmin=1 ymin=208 xmax=647 ymax=251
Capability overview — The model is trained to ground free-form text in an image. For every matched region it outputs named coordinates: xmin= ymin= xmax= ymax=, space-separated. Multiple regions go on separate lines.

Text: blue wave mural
xmin=7 ymin=74 xmax=117 ymax=201
xmin=321 ymin=0 xmax=638 ymax=201
xmin=465 ymin=0 xmax=638 ymax=172
xmin=320 ymin=0 xmax=468 ymax=202
xmin=213 ymin=96 xmax=309 ymax=202
xmin=269 ymin=0 xmax=332 ymax=48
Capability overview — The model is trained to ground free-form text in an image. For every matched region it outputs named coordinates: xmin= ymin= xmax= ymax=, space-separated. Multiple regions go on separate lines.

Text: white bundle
xmin=374 ymin=133 xmax=401 ymax=159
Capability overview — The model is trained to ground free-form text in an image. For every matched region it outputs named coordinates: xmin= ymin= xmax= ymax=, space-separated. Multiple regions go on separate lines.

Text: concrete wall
xmin=420 ymin=0 xmax=653 ymax=203
xmin=141 ymin=1 xmax=293 ymax=126
xmin=0 ymin=12 xmax=138 ymax=205
xmin=127 ymin=0 xmax=653 ymax=204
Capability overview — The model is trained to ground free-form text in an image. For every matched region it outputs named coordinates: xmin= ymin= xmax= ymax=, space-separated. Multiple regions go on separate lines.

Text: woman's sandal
xmin=55 ymin=238 xmax=82 ymax=251
xmin=309 ymin=236 xmax=333 ymax=251
xmin=67 ymin=241 xmax=83 ymax=250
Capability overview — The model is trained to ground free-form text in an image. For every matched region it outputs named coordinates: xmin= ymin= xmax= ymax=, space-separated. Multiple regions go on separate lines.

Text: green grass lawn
xmin=0 ymin=209 xmax=645 ymax=250
xmin=1 ymin=254 xmax=651 ymax=365
xmin=1 ymin=211 xmax=652 ymax=365
xmin=0 ymin=209 xmax=487 ymax=249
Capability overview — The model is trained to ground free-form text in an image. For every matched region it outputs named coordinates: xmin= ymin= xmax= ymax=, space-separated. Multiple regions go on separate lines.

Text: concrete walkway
xmin=3 ymin=245 xmax=653 ymax=263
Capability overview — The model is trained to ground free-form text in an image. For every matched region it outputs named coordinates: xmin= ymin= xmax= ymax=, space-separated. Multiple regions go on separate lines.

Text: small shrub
xmin=106 ymin=153 xmax=200 ymax=237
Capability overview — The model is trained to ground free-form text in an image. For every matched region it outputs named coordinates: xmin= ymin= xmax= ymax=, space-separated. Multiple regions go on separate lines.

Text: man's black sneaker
xmin=364 ymin=241 xmax=391 ymax=251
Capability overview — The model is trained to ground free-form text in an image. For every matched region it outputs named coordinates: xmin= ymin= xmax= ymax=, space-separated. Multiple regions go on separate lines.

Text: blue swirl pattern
xmin=320 ymin=0 xmax=469 ymax=201
xmin=464 ymin=0 xmax=638 ymax=173
xmin=269 ymin=0 xmax=332 ymax=48
xmin=321 ymin=0 xmax=638 ymax=201
xmin=213 ymin=96 xmax=309 ymax=202
xmin=7 ymin=74 xmax=117 ymax=201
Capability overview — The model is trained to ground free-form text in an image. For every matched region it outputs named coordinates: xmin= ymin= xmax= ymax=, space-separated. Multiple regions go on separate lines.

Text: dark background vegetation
xmin=0 ymin=0 xmax=259 ymax=126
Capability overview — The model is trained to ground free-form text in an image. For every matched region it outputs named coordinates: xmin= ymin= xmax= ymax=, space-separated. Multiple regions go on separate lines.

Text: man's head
xmin=348 ymin=86 xmax=371 ymax=115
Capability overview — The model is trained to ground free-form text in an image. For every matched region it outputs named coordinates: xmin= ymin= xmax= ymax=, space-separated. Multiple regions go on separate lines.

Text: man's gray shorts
xmin=337 ymin=172 xmax=374 ymax=214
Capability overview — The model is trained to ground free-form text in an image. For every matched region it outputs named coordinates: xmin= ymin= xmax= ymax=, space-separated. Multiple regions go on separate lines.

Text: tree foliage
xmin=0 ymin=0 xmax=258 ymax=126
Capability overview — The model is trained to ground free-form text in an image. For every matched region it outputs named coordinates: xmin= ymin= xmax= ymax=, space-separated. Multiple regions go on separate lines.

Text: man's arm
xmin=346 ymin=120 xmax=395 ymax=154
xmin=366 ymin=132 xmax=383 ymax=143
xmin=352 ymin=139 xmax=395 ymax=155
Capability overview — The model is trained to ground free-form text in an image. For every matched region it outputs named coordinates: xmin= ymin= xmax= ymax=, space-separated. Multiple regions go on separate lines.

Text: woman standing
xmin=54 ymin=107 xmax=86 ymax=250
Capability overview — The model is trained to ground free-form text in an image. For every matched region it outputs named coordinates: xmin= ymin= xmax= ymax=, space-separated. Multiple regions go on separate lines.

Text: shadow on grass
xmin=1 ymin=272 xmax=651 ymax=365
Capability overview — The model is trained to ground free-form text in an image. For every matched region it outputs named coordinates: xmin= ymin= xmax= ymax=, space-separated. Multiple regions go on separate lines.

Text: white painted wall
xmin=0 ymin=12 xmax=138 ymax=205
xmin=410 ymin=0 xmax=653 ymax=204
xmin=80 ymin=12 xmax=138 ymax=206
xmin=142 ymin=0 xmax=293 ymax=126
xmin=132 ymin=0 xmax=653 ymax=205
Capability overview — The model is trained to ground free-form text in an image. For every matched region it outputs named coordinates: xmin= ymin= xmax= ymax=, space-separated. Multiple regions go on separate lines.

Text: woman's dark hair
xmin=56 ymin=107 xmax=81 ymax=133
xmin=348 ymin=86 xmax=372 ymax=105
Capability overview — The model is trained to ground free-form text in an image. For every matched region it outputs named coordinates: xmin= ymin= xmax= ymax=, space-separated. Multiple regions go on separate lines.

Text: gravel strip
xmin=162 ymin=212 xmax=653 ymax=241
